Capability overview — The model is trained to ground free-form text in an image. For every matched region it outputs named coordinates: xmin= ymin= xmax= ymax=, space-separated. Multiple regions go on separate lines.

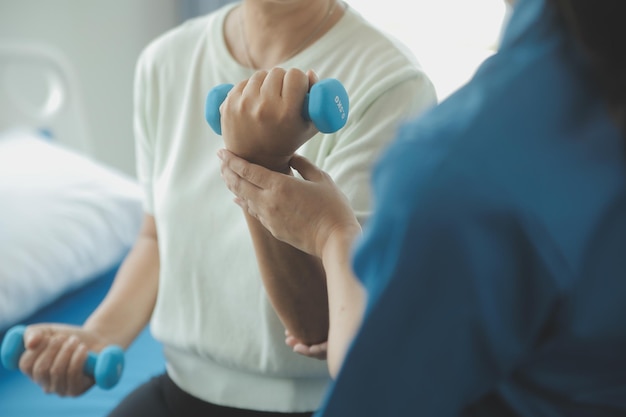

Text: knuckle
xmin=230 ymin=177 xmax=241 ymax=195
xmin=286 ymin=67 xmax=306 ymax=80
xmin=237 ymin=95 xmax=252 ymax=114
xmin=234 ymin=79 xmax=247 ymax=90
xmin=250 ymin=70 xmax=268 ymax=82
xmin=320 ymin=170 xmax=332 ymax=182
xmin=48 ymin=379 xmax=60 ymax=394
xmin=218 ymin=100 xmax=228 ymax=117
xmin=255 ymin=102 xmax=272 ymax=120
xmin=49 ymin=359 xmax=65 ymax=376
xmin=240 ymin=165 xmax=252 ymax=181
xmin=269 ymin=67 xmax=286 ymax=77
xmin=19 ymin=355 xmax=33 ymax=375
xmin=50 ymin=335 xmax=63 ymax=347
xmin=33 ymin=361 xmax=49 ymax=378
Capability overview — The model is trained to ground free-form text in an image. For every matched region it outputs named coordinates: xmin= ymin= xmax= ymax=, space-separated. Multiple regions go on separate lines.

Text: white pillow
xmin=0 ymin=129 xmax=143 ymax=331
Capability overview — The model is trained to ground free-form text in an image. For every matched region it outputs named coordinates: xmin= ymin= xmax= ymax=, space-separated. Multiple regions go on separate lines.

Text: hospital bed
xmin=0 ymin=43 xmax=165 ymax=416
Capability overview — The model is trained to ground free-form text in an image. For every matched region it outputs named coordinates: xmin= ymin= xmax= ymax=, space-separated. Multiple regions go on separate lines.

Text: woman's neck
xmin=225 ymin=0 xmax=344 ymax=70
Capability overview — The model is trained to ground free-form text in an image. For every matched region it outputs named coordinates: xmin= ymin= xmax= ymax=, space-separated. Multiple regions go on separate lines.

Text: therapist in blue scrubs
xmin=217 ymin=0 xmax=626 ymax=414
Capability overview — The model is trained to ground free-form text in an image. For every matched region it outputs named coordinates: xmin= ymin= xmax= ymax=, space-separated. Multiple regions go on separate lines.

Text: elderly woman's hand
xmin=18 ymin=323 xmax=108 ymax=397
xmin=220 ymin=68 xmax=320 ymax=173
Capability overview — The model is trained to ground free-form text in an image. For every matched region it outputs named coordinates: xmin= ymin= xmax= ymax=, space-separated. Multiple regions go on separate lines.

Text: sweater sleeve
xmin=133 ymin=47 xmax=158 ymax=215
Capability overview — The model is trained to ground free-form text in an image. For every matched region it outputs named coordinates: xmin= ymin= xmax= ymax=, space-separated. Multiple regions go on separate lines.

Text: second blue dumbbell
xmin=0 ymin=325 xmax=125 ymax=390
xmin=205 ymin=78 xmax=349 ymax=135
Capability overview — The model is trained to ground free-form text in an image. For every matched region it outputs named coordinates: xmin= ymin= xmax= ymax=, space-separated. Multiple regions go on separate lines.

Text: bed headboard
xmin=0 ymin=42 xmax=93 ymax=155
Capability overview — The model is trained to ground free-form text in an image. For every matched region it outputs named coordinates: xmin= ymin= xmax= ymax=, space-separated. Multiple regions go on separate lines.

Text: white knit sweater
xmin=133 ymin=2 xmax=436 ymax=412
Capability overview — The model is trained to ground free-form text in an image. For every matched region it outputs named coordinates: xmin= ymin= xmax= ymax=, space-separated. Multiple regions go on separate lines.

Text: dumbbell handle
xmin=205 ymin=78 xmax=349 ymax=135
xmin=0 ymin=325 xmax=124 ymax=390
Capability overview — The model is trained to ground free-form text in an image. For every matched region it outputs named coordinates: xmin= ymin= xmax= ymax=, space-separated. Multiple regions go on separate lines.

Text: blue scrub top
xmin=316 ymin=0 xmax=626 ymax=415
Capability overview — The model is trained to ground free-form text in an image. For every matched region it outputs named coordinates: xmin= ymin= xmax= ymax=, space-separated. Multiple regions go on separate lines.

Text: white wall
xmin=181 ymin=0 xmax=236 ymax=20
xmin=0 ymin=0 xmax=181 ymax=176
xmin=347 ymin=0 xmax=507 ymax=100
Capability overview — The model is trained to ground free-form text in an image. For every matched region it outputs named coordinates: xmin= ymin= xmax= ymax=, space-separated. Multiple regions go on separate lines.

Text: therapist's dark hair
xmin=550 ymin=0 xmax=626 ymax=134
xmin=551 ymin=0 xmax=626 ymax=136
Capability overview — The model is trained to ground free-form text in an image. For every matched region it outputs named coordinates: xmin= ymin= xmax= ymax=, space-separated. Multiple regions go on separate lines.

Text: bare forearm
xmin=322 ymin=228 xmax=366 ymax=378
xmin=83 ymin=217 xmax=160 ymax=349
xmin=245 ymin=212 xmax=329 ymax=345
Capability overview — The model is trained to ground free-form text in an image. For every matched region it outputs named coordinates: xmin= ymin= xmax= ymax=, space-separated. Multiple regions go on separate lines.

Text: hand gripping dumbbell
xmin=205 ymin=78 xmax=349 ymax=135
xmin=0 ymin=325 xmax=125 ymax=390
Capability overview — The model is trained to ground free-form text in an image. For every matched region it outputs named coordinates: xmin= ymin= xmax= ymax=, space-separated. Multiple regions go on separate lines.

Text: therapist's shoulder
xmin=372 ymin=90 xmax=513 ymax=220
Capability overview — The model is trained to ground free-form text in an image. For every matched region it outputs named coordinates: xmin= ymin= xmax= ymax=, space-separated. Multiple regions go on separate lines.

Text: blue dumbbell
xmin=205 ymin=78 xmax=349 ymax=135
xmin=0 ymin=325 xmax=124 ymax=390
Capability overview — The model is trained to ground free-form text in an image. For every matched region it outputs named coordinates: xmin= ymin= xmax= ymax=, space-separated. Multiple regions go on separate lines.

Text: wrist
xmin=223 ymin=146 xmax=292 ymax=173
xmin=83 ymin=315 xmax=134 ymax=349
xmin=320 ymin=224 xmax=361 ymax=264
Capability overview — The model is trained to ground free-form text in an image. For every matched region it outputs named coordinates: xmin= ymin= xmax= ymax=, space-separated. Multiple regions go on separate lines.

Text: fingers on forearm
xmin=220 ymin=155 xmax=274 ymax=205
xmin=221 ymin=161 xmax=243 ymax=196
xmin=289 ymin=154 xmax=322 ymax=181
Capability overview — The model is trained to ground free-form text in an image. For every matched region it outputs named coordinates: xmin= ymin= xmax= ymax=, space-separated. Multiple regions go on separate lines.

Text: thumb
xmin=23 ymin=324 xmax=52 ymax=349
xmin=289 ymin=154 xmax=324 ymax=182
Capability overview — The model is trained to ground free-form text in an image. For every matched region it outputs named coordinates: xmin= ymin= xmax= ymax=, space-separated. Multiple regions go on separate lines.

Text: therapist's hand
xmin=218 ymin=149 xmax=361 ymax=259
xmin=220 ymin=68 xmax=320 ymax=173
xmin=19 ymin=323 xmax=107 ymax=397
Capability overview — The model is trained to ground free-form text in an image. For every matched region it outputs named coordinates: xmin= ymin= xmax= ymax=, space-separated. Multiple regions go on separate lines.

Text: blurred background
xmin=0 ymin=0 xmax=507 ymax=177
